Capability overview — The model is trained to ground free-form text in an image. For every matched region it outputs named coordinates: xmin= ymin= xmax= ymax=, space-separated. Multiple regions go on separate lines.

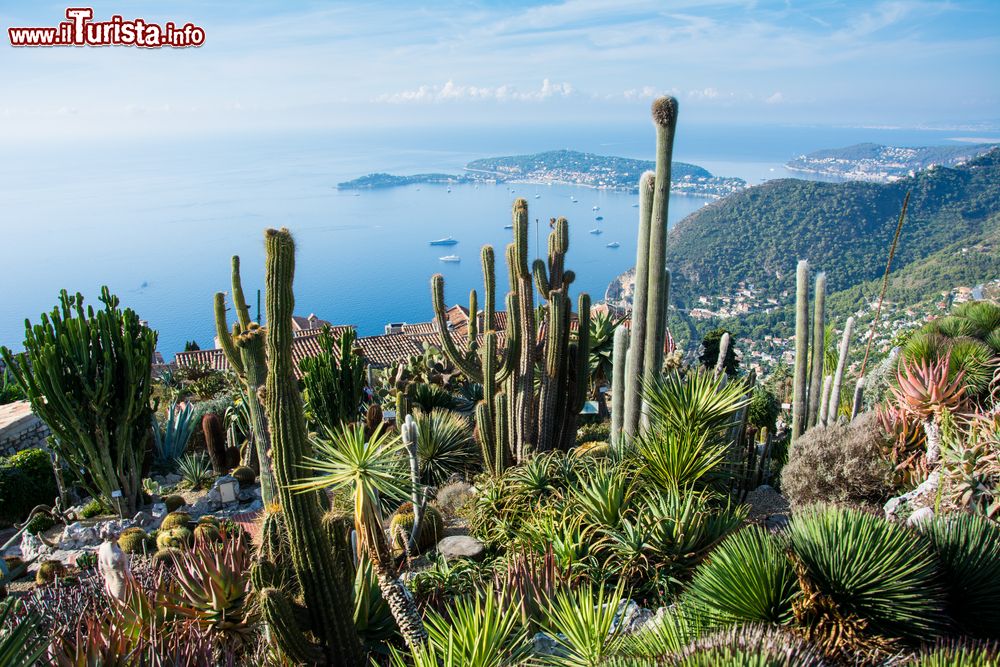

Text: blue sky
xmin=2 ymin=0 xmax=998 ymax=141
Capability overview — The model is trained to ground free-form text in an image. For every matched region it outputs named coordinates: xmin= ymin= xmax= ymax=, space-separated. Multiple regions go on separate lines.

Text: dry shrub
xmin=434 ymin=481 xmax=473 ymax=517
xmin=782 ymin=412 xmax=894 ymax=510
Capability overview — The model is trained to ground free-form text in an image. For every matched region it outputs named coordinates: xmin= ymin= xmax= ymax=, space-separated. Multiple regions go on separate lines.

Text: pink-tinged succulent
xmin=890 ymin=354 xmax=968 ymax=422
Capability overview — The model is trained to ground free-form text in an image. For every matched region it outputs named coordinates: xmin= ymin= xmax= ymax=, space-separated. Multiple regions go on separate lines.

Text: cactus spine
xmin=826 ymin=316 xmax=854 ymax=425
xmin=806 ymin=272 xmax=827 ymax=429
xmin=214 ymin=257 xmax=275 ymax=505
xmin=610 ymin=326 xmax=630 ymax=447
xmin=255 ymin=228 xmax=364 ymax=666
xmin=621 ymin=96 xmax=679 ymax=440
xmin=791 ymin=259 xmax=810 ymax=445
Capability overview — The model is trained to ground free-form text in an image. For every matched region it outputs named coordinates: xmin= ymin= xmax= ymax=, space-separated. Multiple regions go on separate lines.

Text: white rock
xmin=20 ymin=532 xmax=53 ymax=561
xmin=907 ymin=507 xmax=935 ymax=527
xmin=436 ymin=535 xmax=485 ymax=561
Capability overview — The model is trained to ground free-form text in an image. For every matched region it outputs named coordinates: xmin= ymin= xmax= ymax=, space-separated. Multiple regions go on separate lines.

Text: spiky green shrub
xmin=178 ymin=453 xmax=212 ymax=490
xmin=152 ymin=401 xmax=196 ymax=467
xmin=408 ymin=593 xmax=531 ymax=667
xmin=0 ymin=598 xmax=46 ymax=666
xmin=901 ymin=639 xmax=1000 ymax=666
xmin=540 ymin=583 xmax=625 ymax=665
xmin=576 ymin=422 xmax=612 ymax=447
xmin=920 ymin=513 xmax=1000 ymax=638
xmin=636 ymin=428 xmax=730 ymax=492
xmin=160 ymin=511 xmax=191 ymax=531
xmin=643 ymin=369 xmax=750 ymax=440
xmin=410 ymin=382 xmax=459 ymax=412
xmin=788 ymin=505 xmax=947 ymax=642
xmin=781 ymin=412 xmax=894 ymax=510
xmin=685 ymin=526 xmax=798 ymax=626
xmin=415 ymin=409 xmax=477 ymax=486
xmin=659 ymin=624 xmax=827 ymax=667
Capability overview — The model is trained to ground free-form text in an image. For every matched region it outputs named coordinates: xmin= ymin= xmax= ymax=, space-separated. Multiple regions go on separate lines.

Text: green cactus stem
xmin=807 ymin=272 xmax=827 ymax=429
xmin=623 ymin=171 xmax=656 ymax=440
xmin=202 ymin=413 xmax=227 ymax=474
xmin=610 ymin=326 xmax=630 ymax=447
xmin=817 ymin=375 xmax=834 ymax=426
xmin=826 ymin=316 xmax=854 ymax=425
xmin=791 ymin=259 xmax=810 ymax=444
xmin=256 ymin=228 xmax=364 ymax=666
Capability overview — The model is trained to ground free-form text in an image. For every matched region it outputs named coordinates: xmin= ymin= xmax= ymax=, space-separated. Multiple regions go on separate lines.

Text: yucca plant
xmin=636 ymin=428 xmax=731 ymax=491
xmin=685 ymin=526 xmax=798 ymax=627
xmin=788 ymin=505 xmax=947 ymax=645
xmin=412 ymin=593 xmax=532 ymax=667
xmin=152 ymin=401 xmax=197 ymax=467
xmin=571 ymin=465 xmax=633 ymax=531
xmin=920 ymin=513 xmax=1000 ymax=638
xmin=0 ymin=598 xmax=46 ymax=666
xmin=177 ymin=452 xmax=212 ymax=490
xmin=539 ymin=583 xmax=626 ymax=666
xmin=643 ymin=369 xmax=750 ymax=439
xmin=415 ymin=409 xmax=477 ymax=486
xmin=613 ymin=603 xmax=702 ymax=660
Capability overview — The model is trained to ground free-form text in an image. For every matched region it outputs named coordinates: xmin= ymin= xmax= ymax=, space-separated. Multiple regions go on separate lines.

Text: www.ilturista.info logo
xmin=8 ymin=8 xmax=205 ymax=48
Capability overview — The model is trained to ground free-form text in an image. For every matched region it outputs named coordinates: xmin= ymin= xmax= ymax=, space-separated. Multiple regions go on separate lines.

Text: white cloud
xmin=376 ymin=78 xmax=575 ymax=104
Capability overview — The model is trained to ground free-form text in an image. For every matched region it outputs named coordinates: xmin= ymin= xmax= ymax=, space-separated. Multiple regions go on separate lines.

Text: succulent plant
xmin=35 ymin=559 xmax=66 ymax=585
xmin=890 ymin=353 xmax=968 ymax=422
xmin=153 ymin=547 xmax=183 ymax=568
xmin=389 ymin=502 xmax=443 ymax=554
xmin=193 ymin=523 xmax=222 ymax=545
xmin=156 ymin=527 xmax=193 ymax=550
xmin=161 ymin=494 xmax=185 ymax=513
xmin=117 ymin=527 xmax=152 ymax=555
xmin=160 ymin=511 xmax=191 ymax=531
xmin=230 ymin=465 xmax=255 ymax=485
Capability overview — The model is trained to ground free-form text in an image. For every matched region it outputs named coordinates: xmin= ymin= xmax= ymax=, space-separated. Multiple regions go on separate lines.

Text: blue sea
xmin=1 ymin=122 xmax=993 ymax=358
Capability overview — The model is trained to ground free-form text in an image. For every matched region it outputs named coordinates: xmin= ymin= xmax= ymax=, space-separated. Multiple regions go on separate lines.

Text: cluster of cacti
xmin=250 ymin=228 xmax=366 ymax=666
xmin=202 ymin=412 xmax=228 ymax=474
xmin=193 ymin=522 xmax=222 ymax=545
xmin=791 ymin=261 xmax=855 ymax=444
xmin=611 ymin=96 xmax=678 ymax=446
xmin=431 ymin=200 xmax=590 ymax=470
xmin=157 ymin=527 xmax=193 ymax=550
xmin=389 ymin=502 xmax=443 ymax=554
xmin=300 ymin=327 xmax=367 ymax=431
xmin=214 ymin=256 xmax=276 ymax=505
xmin=230 ymin=465 xmax=256 ymax=485
xmin=1 ymin=288 xmax=156 ymax=515
xmin=160 ymin=511 xmax=191 ymax=531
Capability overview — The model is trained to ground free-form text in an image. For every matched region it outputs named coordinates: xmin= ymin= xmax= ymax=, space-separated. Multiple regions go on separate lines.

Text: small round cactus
xmin=231 ymin=466 xmax=256 ymax=485
xmin=156 ymin=527 xmax=193 ymax=550
xmin=162 ymin=494 xmax=186 ymax=513
xmin=153 ymin=547 xmax=183 ymax=568
xmin=117 ymin=527 xmax=152 ymax=554
xmin=197 ymin=515 xmax=220 ymax=527
xmin=35 ymin=559 xmax=66 ymax=586
xmin=193 ymin=523 xmax=222 ymax=545
xmin=160 ymin=511 xmax=191 ymax=531
xmin=388 ymin=502 xmax=444 ymax=554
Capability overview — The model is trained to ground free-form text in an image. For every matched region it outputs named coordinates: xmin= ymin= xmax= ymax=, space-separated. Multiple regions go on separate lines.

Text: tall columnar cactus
xmin=214 ymin=257 xmax=276 ymax=505
xmin=826 ymin=316 xmax=855 ymax=425
xmin=621 ymin=96 xmax=679 ymax=440
xmin=433 ymin=200 xmax=589 ymax=464
xmin=791 ymin=259 xmax=810 ymax=445
xmin=202 ymin=412 xmax=227 ymax=474
xmin=401 ymin=414 xmax=425 ymax=555
xmin=610 ymin=325 xmax=630 ymax=446
xmin=806 ymin=272 xmax=827 ymax=429
xmin=255 ymin=228 xmax=364 ymax=666
xmin=1 ymin=288 xmax=155 ymax=516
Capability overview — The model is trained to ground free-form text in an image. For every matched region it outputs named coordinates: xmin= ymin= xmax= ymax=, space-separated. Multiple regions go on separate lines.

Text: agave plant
xmin=788 ymin=504 xmax=947 ymax=646
xmin=642 ymin=368 xmax=750 ymax=440
xmin=920 ymin=513 xmax=1000 ymax=638
xmin=176 ymin=452 xmax=212 ymax=490
xmin=539 ymin=583 xmax=626 ymax=666
xmin=941 ymin=425 xmax=1000 ymax=518
xmin=0 ymin=598 xmax=46 ymax=666
xmin=415 ymin=409 xmax=477 ymax=486
xmin=354 ymin=555 xmax=399 ymax=652
xmin=890 ymin=354 xmax=968 ymax=423
xmin=684 ymin=526 xmax=798 ymax=627
xmin=570 ymin=465 xmax=633 ymax=531
xmin=152 ymin=401 xmax=196 ymax=466
xmin=612 ymin=603 xmax=702 ymax=660
xmin=636 ymin=428 xmax=731 ymax=492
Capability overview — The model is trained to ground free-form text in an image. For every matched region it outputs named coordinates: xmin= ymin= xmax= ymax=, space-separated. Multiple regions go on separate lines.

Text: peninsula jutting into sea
xmin=337 ymin=149 xmax=747 ymax=199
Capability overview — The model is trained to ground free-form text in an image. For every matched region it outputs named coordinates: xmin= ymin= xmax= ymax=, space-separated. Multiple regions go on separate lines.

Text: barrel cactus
xmin=231 ymin=466 xmax=256 ymax=485
xmin=162 ymin=495 xmax=186 ymax=513
xmin=160 ymin=511 xmax=191 ymax=531
xmin=193 ymin=523 xmax=222 ymax=545
xmin=35 ymin=560 xmax=65 ymax=586
xmin=117 ymin=528 xmax=152 ymax=555
xmin=389 ymin=502 xmax=443 ymax=554
xmin=157 ymin=527 xmax=193 ymax=550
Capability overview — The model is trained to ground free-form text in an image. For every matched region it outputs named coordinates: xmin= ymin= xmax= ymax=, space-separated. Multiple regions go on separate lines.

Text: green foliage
xmin=118 ymin=527 xmax=152 ymax=554
xmin=636 ymin=428 xmax=730 ymax=492
xmin=685 ymin=526 xmax=798 ymax=627
xmin=588 ymin=310 xmax=623 ymax=390
xmin=0 ymin=448 xmax=57 ymax=525
xmin=157 ymin=526 xmax=193 ymax=550
xmin=79 ymin=498 xmax=110 ymax=519
xmin=160 ymin=511 xmax=191 ymax=531
xmin=177 ymin=453 xmax=212 ymax=490
xmin=389 ymin=502 xmax=444 ymax=554
xmin=301 ymin=327 xmax=366 ymax=431
xmin=35 ymin=559 xmax=65 ymax=585
xmin=901 ymin=640 xmax=1000 ymax=666
xmin=75 ymin=551 xmax=98 ymax=570
xmin=354 ymin=555 xmax=398 ymax=652
xmin=643 ymin=369 xmax=750 ymax=440
xmin=576 ymin=421 xmax=611 ymax=447
xmin=0 ymin=287 xmax=156 ymax=515
xmin=0 ymin=370 xmax=24 ymax=406
xmin=540 ymin=583 xmax=625 ymax=666
xmin=0 ymin=598 xmax=46 ymax=666
xmin=619 ymin=624 xmax=826 ymax=667
xmin=415 ymin=409 xmax=477 ymax=486
xmin=152 ymin=401 xmax=196 ymax=467
xmin=410 ymin=382 xmax=461 ymax=412
xmin=920 ymin=513 xmax=1000 ymax=638
xmin=24 ymin=513 xmax=55 ymax=535
xmin=747 ymin=385 xmax=780 ymax=431
xmin=788 ymin=504 xmax=947 ymax=641
xmin=700 ymin=328 xmax=739 ymax=376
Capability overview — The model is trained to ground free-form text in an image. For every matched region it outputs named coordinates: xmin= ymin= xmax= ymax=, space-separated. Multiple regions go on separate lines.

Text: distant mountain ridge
xmin=786 ymin=141 xmax=996 ymax=182
xmin=609 ymin=147 xmax=1000 ymax=319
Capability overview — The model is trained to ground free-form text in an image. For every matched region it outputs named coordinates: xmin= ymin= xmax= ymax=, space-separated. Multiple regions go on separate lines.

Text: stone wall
xmin=0 ymin=400 xmax=50 ymax=457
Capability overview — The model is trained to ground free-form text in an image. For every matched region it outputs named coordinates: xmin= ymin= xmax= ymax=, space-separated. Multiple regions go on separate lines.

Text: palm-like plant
xmin=685 ymin=526 xmax=798 ymax=627
xmin=788 ymin=504 xmax=947 ymax=644
xmin=415 ymin=409 xmax=477 ymax=486
xmin=643 ymin=368 xmax=750 ymax=439
xmin=920 ymin=513 xmax=1000 ymax=638
xmin=540 ymin=583 xmax=626 ymax=666
xmin=291 ymin=422 xmax=426 ymax=645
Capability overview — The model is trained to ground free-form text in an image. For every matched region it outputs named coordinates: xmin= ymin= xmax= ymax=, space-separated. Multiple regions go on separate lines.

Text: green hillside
xmin=665 ymin=147 xmax=1000 ymax=306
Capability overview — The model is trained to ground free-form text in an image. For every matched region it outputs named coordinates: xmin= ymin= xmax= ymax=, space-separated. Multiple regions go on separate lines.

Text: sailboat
xmin=429 ymin=237 xmax=458 ymax=246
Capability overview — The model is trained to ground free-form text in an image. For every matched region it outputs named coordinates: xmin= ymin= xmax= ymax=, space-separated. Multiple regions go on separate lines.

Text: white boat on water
xmin=504 ymin=224 xmax=514 ymax=229
xmin=631 ymin=203 xmax=639 ymax=208
xmin=606 ymin=242 xmax=620 ymax=248
xmin=592 ymin=205 xmax=600 ymax=211
xmin=429 ymin=237 xmax=458 ymax=246
xmin=534 ymin=194 xmax=541 ymax=199
xmin=595 ymin=216 xmax=604 ymax=221
xmin=439 ymin=255 xmax=460 ymax=263
xmin=589 ymin=228 xmax=603 ymax=235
